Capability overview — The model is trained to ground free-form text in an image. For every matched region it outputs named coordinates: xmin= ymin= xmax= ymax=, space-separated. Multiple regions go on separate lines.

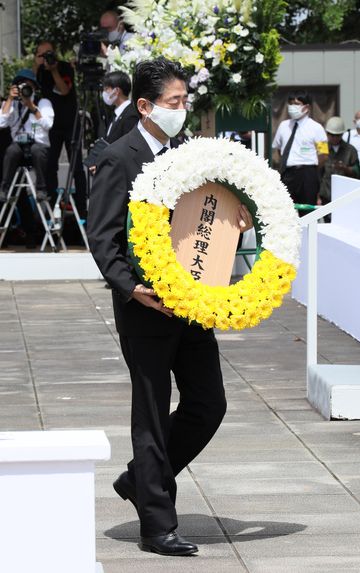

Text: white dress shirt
xmin=272 ymin=114 xmax=327 ymax=166
xmin=106 ymin=99 xmax=131 ymax=136
xmin=343 ymin=129 xmax=360 ymax=161
xmin=0 ymin=98 xmax=54 ymax=147
xmin=137 ymin=120 xmax=170 ymax=155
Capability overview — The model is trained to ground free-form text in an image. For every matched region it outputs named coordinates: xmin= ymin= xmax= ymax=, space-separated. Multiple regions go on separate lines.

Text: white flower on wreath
xmin=243 ymin=45 xmax=253 ymax=51
xmin=255 ymin=53 xmax=264 ymax=64
xmin=227 ymin=43 xmax=237 ymax=52
xmin=129 ymin=138 xmax=302 ymax=268
xmin=231 ymin=72 xmax=242 ymax=83
xmin=197 ymin=84 xmax=208 ymax=95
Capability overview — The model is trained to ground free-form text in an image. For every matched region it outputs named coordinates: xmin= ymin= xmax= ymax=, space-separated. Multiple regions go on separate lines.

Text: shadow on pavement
xmin=104 ymin=513 xmax=307 ymax=542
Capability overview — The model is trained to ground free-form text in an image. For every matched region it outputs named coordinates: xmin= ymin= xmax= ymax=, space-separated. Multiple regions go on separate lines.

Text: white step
xmin=308 ymin=364 xmax=360 ymax=420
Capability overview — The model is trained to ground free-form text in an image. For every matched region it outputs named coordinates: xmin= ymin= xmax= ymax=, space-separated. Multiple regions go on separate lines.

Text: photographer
xmin=0 ymin=69 xmax=54 ymax=204
xmin=34 ymin=41 xmax=87 ymax=217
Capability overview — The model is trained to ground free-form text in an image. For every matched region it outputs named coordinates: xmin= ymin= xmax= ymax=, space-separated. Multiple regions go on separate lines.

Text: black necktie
xmin=107 ymin=112 xmax=118 ymax=136
xmin=280 ymin=121 xmax=298 ymax=174
xmin=156 ymin=146 xmax=168 ymax=156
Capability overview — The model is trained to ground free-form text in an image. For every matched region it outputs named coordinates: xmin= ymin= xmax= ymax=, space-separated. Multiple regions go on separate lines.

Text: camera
xmin=79 ymin=30 xmax=108 ymax=59
xmin=15 ymin=133 xmax=35 ymax=145
xmin=77 ymin=31 xmax=107 ymax=90
xmin=42 ymin=50 xmax=57 ymax=66
xmin=14 ymin=133 xmax=35 ymax=163
xmin=16 ymin=82 xmax=34 ymax=99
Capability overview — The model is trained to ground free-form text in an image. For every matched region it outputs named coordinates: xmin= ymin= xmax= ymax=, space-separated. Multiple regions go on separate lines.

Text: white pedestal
xmin=292 ymin=175 xmax=360 ymax=341
xmin=308 ymin=365 xmax=360 ymax=420
xmin=0 ymin=430 xmax=111 ymax=573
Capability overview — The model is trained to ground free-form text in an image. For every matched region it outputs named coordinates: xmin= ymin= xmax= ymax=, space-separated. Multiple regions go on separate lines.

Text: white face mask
xmin=102 ymin=89 xmax=117 ymax=106
xmin=288 ymin=104 xmax=306 ymax=121
xmin=148 ymin=103 xmax=187 ymax=137
xmin=355 ymin=119 xmax=360 ymax=129
xmin=108 ymin=30 xmax=121 ymax=43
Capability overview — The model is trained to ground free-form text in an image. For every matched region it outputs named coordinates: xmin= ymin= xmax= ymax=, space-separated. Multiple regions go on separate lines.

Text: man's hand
xmin=131 ymin=284 xmax=173 ymax=317
xmin=237 ymin=202 xmax=253 ymax=233
xmin=44 ymin=60 xmax=58 ymax=72
xmin=21 ymin=93 xmax=38 ymax=114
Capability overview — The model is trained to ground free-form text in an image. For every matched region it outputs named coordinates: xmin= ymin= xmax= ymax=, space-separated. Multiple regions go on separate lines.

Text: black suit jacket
xmin=105 ymin=103 xmax=139 ymax=144
xmin=87 ymin=126 xmax=180 ymax=336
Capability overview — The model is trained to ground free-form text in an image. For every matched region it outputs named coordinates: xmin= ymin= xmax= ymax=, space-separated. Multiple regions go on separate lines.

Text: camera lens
xmin=44 ymin=51 xmax=57 ymax=66
xmin=19 ymin=83 xmax=33 ymax=98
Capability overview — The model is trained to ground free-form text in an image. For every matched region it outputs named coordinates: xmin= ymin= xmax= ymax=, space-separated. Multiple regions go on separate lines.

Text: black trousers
xmin=120 ymin=323 xmax=226 ymax=537
xmin=281 ymin=165 xmax=320 ymax=216
xmin=46 ymin=127 xmax=87 ymax=215
xmin=0 ymin=142 xmax=49 ymax=192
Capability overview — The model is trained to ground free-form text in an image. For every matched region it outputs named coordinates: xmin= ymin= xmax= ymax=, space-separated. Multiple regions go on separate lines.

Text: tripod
xmin=55 ymin=77 xmax=105 ymax=250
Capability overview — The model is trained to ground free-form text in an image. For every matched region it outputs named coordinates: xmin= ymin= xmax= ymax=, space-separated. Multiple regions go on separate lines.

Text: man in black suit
xmin=102 ymin=71 xmax=138 ymax=144
xmin=87 ymin=57 xmax=252 ymax=556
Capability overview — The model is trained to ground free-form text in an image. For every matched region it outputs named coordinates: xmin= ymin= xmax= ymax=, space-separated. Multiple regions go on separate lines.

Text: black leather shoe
xmin=113 ymin=472 xmax=138 ymax=512
xmin=140 ymin=531 xmax=198 ymax=556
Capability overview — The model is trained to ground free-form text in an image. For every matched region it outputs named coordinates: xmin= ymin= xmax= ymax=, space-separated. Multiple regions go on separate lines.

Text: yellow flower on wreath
xmin=128 ymin=200 xmax=297 ymax=331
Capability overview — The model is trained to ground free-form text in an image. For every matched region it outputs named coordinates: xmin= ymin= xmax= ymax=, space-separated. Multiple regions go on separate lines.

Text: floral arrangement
xmin=108 ymin=0 xmax=286 ymax=118
xmin=127 ymin=138 xmax=301 ymax=331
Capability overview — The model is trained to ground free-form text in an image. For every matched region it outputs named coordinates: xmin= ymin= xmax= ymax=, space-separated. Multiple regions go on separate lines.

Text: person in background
xmin=343 ymin=110 xmax=360 ymax=162
xmin=102 ymin=71 xmax=138 ymax=144
xmin=0 ymin=97 xmax=11 ymax=183
xmin=86 ymin=71 xmax=138 ymax=178
xmin=319 ymin=116 xmax=359 ymax=221
xmin=34 ymin=40 xmax=87 ymax=218
xmin=0 ymin=69 xmax=54 ymax=246
xmin=100 ymin=9 xmax=133 ymax=53
xmin=0 ymin=69 xmax=54 ymax=203
xmin=272 ymin=91 xmax=329 ymax=214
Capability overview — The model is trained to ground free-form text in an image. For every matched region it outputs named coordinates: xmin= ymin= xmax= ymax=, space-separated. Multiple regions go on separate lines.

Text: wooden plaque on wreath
xmin=170 ymin=182 xmax=241 ymax=287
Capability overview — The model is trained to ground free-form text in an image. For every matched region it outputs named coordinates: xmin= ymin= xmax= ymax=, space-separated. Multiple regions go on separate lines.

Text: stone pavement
xmin=1 ymin=279 xmax=360 ymax=573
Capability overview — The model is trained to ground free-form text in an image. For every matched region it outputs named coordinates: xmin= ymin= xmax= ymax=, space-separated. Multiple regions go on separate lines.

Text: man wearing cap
xmin=319 ymin=116 xmax=359 ymax=220
xmin=0 ymin=68 xmax=54 ymax=204
xmin=272 ymin=90 xmax=329 ymax=213
xmin=343 ymin=110 xmax=360 ymax=162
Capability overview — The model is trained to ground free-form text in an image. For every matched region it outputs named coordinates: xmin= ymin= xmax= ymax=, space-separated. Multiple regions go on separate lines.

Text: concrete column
xmin=1 ymin=0 xmax=20 ymax=57
xmin=0 ymin=0 xmax=21 ymax=95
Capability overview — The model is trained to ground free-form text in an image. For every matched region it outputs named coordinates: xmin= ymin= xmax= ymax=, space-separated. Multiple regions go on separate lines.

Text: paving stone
xmin=1 ymin=282 xmax=360 ymax=572
xmin=208 ymin=493 xmax=360 ymax=516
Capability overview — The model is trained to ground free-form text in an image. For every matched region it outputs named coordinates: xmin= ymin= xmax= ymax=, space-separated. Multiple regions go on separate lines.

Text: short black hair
xmin=288 ymin=90 xmax=312 ymax=105
xmin=103 ymin=71 xmax=131 ymax=97
xmin=132 ymin=57 xmax=187 ymax=117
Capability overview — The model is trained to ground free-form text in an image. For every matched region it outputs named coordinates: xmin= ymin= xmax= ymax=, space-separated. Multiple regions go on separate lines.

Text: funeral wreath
xmin=128 ymin=137 xmax=302 ymax=331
